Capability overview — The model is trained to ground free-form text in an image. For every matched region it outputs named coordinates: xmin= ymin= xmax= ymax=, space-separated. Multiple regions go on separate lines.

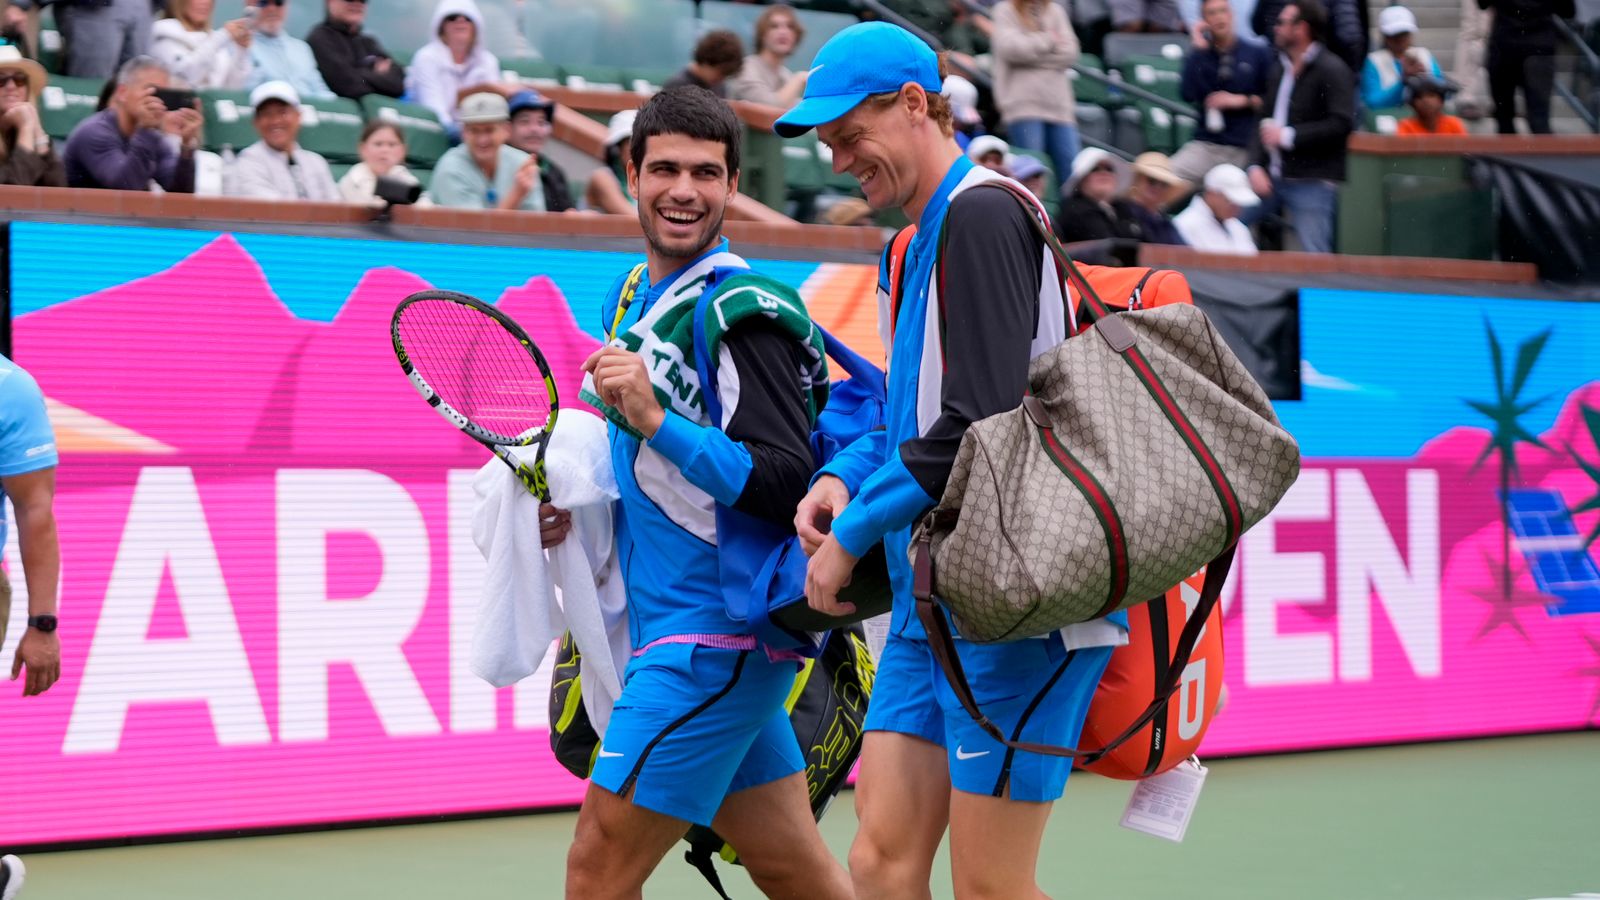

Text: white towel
xmin=469 ymin=409 xmax=630 ymax=732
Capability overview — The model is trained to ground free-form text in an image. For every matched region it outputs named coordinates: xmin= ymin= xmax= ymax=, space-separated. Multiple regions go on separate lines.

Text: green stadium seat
xmin=1364 ymin=106 xmax=1411 ymax=135
xmin=38 ymin=75 xmax=105 ymax=142
xmin=1076 ymin=103 xmax=1113 ymax=149
xmin=360 ymin=95 xmax=450 ymax=168
xmin=502 ymin=56 xmax=565 ymax=87
xmin=329 ymin=162 xmax=353 ymax=184
xmin=781 ymin=135 xmax=827 ymax=197
xmin=625 ymin=68 xmax=676 ymax=93
xmin=36 ymin=27 xmax=63 ymax=75
xmin=1134 ymin=101 xmax=1195 ymax=154
xmin=1119 ymin=55 xmax=1184 ymax=103
xmin=1070 ymin=56 xmax=1120 ymax=109
xmin=197 ymin=89 xmax=257 ymax=154
xmin=562 ymin=64 xmax=628 ymax=92
xmin=297 ymin=96 xmax=365 ymax=163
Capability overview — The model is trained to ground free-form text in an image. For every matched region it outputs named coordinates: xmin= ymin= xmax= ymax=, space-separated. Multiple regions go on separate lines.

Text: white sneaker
xmin=0 ymin=854 xmax=24 ymax=900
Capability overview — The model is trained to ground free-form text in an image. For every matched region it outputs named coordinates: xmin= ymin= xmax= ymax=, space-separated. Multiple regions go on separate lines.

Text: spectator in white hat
xmin=965 ymin=133 xmax=1011 ymax=173
xmin=1360 ymin=5 xmax=1441 ymax=109
xmin=942 ymin=73 xmax=985 ymax=148
xmin=584 ymin=108 xmax=637 ymax=215
xmin=229 ymin=80 xmax=340 ymax=201
xmin=431 ymin=90 xmax=547 ymax=211
xmin=1173 ymin=163 xmax=1259 ymax=254
xmin=1056 ymin=147 xmax=1142 ymax=244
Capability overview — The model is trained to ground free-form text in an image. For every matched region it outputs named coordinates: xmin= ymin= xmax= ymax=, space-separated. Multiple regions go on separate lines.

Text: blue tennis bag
xmin=692 ymin=283 xmax=893 ymax=655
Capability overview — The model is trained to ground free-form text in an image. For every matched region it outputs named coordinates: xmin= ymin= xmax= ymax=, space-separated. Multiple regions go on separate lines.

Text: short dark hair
xmin=693 ymin=29 xmax=745 ymax=77
xmin=630 ymin=86 xmax=742 ymax=177
xmin=1286 ymin=0 xmax=1326 ymax=42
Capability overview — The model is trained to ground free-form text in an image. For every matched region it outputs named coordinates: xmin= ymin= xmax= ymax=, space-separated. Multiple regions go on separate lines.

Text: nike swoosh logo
xmin=807 ymin=64 xmax=825 ymax=77
xmin=597 ymin=749 xmax=625 ymax=759
xmin=955 ymin=747 xmax=990 ymax=761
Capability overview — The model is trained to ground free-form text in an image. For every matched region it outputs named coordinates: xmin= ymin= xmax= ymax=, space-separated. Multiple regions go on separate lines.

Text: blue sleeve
xmin=0 ymin=365 xmax=58 ymax=476
xmin=829 ymin=452 xmax=935 ymax=558
xmin=1361 ymin=58 xmax=1405 ymax=109
xmin=816 ymin=429 xmax=888 ymax=495
xmin=647 ymin=410 xmax=752 ymax=506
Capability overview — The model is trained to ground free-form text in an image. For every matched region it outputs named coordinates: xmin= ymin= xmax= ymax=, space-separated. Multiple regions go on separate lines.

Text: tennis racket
xmin=391 ymin=289 xmax=559 ymax=501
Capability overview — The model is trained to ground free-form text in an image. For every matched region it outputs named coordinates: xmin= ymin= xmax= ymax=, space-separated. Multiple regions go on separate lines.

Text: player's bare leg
xmin=848 ymin=731 xmax=952 ymax=899
xmin=565 ymin=783 xmax=689 ymax=900
xmin=711 ymin=771 xmax=853 ymax=899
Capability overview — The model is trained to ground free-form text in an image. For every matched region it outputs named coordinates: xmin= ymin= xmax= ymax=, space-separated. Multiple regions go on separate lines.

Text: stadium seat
xmin=1070 ymin=56 xmax=1120 ymax=109
xmin=627 ymin=68 xmax=677 ymax=93
xmin=197 ymin=89 xmax=258 ymax=154
xmin=1112 ymin=106 xmax=1147 ymax=155
xmin=561 ymin=64 xmax=628 ymax=92
xmin=781 ymin=134 xmax=827 ymax=198
xmin=38 ymin=75 xmax=104 ymax=142
xmin=502 ymin=56 xmax=565 ymax=88
xmin=360 ymin=95 xmax=450 ymax=168
xmin=1136 ymin=101 xmax=1195 ymax=154
xmin=1118 ymin=54 xmax=1184 ymax=102
xmin=1364 ymin=105 xmax=1411 ymax=134
xmin=36 ymin=26 xmax=63 ymax=75
xmin=1101 ymin=33 xmax=1186 ymax=68
xmin=1076 ymin=103 xmax=1114 ymax=149
xmin=298 ymin=96 xmax=365 ymax=164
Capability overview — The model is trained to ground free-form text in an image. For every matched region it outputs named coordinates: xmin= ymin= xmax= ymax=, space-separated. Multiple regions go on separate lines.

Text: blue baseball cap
xmin=773 ymin=22 xmax=942 ymax=138
xmin=508 ymin=89 xmax=555 ymax=116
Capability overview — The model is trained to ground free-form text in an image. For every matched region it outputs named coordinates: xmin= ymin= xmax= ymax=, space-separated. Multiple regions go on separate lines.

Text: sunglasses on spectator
xmin=443 ymin=13 xmax=470 ymax=22
xmin=1275 ymin=15 xmax=1299 ymax=26
xmin=0 ymin=72 xmax=28 ymax=87
xmin=1091 ymin=164 xmax=1117 ymax=175
xmin=254 ymin=0 xmax=288 ymax=7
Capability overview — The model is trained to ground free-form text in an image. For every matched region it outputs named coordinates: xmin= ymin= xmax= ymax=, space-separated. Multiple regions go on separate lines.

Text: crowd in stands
xmin=0 ymin=0 xmax=1584 ymax=253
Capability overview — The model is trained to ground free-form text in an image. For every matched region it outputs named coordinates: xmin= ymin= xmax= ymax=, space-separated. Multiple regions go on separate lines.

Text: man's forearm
xmin=16 ymin=507 xmax=59 ymax=617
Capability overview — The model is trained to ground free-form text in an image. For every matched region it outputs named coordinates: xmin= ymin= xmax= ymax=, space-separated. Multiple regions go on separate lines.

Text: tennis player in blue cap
xmin=783 ymin=21 xmax=1127 ymax=900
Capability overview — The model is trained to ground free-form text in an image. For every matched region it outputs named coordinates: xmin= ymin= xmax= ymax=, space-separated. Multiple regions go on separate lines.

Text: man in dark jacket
xmin=1172 ymin=0 xmax=1273 ymax=186
xmin=307 ymin=0 xmax=405 ymax=101
xmin=1245 ymin=0 xmax=1354 ymax=254
xmin=1480 ymin=0 xmax=1576 ymax=134
xmin=505 ymin=89 xmax=575 ymax=212
xmin=1056 ymin=147 xmax=1145 ymax=245
xmin=1252 ymin=0 xmax=1365 ymax=74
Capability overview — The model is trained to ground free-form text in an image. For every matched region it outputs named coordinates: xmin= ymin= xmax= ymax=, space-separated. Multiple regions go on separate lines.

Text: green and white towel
xmin=580 ymin=258 xmax=830 ymax=440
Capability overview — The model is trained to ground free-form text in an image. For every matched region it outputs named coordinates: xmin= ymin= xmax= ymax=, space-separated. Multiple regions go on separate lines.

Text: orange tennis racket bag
xmin=1079 ymin=569 xmax=1225 ymax=779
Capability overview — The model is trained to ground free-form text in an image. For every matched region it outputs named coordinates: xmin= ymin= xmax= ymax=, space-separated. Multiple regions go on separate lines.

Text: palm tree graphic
xmin=1464 ymin=320 xmax=1552 ymax=601
xmin=1570 ymin=404 xmax=1600 ymax=549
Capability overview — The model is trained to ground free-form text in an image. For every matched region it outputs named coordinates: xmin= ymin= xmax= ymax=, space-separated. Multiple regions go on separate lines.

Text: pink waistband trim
xmin=634 ymin=633 xmax=805 ymax=664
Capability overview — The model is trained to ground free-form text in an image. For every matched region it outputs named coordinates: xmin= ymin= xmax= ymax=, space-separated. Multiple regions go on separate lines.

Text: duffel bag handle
xmin=913 ymin=540 xmax=1235 ymax=764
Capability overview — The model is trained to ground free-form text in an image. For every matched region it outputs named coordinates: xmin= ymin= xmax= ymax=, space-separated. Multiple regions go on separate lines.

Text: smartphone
xmin=153 ymin=87 xmax=197 ymax=111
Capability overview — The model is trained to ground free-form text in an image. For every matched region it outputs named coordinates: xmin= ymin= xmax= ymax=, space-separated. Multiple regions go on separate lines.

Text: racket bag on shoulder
xmin=688 ymin=275 xmax=894 ymax=654
xmin=910 ymin=180 xmax=1299 ymax=764
xmin=547 ymin=627 xmax=875 ymax=899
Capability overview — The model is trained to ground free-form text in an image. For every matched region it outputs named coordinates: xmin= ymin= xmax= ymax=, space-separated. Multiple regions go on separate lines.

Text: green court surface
xmin=17 ymin=732 xmax=1599 ymax=899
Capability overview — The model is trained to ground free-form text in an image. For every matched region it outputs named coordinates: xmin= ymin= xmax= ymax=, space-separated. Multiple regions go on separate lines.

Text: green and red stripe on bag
xmin=911 ymin=181 xmax=1300 ymax=763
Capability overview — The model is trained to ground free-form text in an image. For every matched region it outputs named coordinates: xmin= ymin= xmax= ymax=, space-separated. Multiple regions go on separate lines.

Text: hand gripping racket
xmin=391 ymin=290 xmax=559 ymax=501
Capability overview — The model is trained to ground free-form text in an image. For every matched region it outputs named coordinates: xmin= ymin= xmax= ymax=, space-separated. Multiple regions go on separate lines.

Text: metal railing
xmin=1553 ymin=17 xmax=1600 ymax=132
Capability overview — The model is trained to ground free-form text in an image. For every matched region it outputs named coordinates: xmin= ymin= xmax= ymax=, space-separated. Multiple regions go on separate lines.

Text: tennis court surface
xmin=18 ymin=731 xmax=1597 ymax=899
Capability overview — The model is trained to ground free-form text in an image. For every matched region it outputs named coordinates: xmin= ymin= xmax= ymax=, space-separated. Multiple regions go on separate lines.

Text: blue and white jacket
xmin=820 ymin=157 xmax=1128 ymax=649
xmin=598 ymin=241 xmax=818 ymax=650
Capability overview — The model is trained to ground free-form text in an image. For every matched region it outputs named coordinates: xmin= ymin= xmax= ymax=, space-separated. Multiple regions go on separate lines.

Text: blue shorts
xmin=864 ymin=630 xmax=1113 ymax=802
xmin=590 ymin=643 xmax=805 ymax=826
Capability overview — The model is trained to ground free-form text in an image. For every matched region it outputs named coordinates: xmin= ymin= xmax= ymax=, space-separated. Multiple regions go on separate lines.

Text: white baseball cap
xmin=605 ymin=108 xmax=637 ymax=148
xmin=966 ymin=134 xmax=1009 ymax=162
xmin=1203 ymin=164 xmax=1260 ymax=208
xmin=458 ymin=91 xmax=510 ymax=124
xmin=250 ymin=80 xmax=301 ymax=111
xmin=1378 ymin=5 xmax=1418 ymax=36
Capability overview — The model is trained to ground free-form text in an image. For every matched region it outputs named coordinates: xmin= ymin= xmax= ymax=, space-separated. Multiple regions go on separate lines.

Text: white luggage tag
xmin=1120 ymin=756 xmax=1207 ymax=842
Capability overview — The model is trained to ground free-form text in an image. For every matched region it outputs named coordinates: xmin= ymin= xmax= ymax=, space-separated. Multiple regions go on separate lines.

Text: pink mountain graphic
xmin=15 ymin=235 xmax=601 ymax=459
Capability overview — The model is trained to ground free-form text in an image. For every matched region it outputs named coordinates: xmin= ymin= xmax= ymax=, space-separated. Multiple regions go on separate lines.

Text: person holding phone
xmin=152 ymin=0 xmax=253 ymax=90
xmin=61 ymin=56 xmax=199 ymax=193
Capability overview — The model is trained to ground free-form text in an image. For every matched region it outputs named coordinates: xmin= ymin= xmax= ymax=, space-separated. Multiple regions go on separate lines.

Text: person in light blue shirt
xmin=245 ymin=0 xmax=334 ymax=100
xmin=1361 ymin=5 xmax=1442 ymax=109
xmin=0 ymin=352 xmax=60 ymax=697
xmin=428 ymin=92 xmax=547 ymax=210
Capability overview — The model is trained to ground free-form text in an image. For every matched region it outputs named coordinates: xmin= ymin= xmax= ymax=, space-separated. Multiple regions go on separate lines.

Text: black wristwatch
xmin=27 ymin=615 xmax=57 ymax=633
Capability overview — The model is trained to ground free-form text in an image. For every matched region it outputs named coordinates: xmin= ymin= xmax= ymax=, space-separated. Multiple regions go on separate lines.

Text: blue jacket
xmin=821 ymin=157 xmax=1126 ymax=648
xmin=598 ymin=242 xmax=816 ymax=648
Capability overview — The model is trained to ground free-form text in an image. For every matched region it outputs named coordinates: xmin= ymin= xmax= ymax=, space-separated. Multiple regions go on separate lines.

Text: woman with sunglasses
xmin=151 ymin=0 xmax=253 ymax=90
xmin=405 ymin=0 xmax=517 ymax=137
xmin=1055 ymin=147 xmax=1143 ymax=246
xmin=0 ymin=44 xmax=64 ymax=187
